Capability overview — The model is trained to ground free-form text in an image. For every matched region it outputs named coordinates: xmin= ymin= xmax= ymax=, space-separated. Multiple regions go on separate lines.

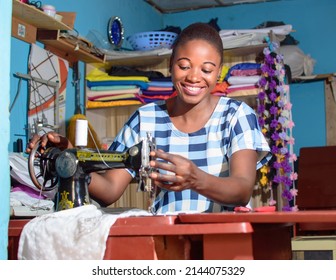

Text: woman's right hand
xmin=26 ymin=132 xmax=73 ymax=154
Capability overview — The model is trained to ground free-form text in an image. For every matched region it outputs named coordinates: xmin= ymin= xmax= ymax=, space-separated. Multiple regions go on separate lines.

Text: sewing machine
xmin=27 ymin=132 xmax=156 ymax=211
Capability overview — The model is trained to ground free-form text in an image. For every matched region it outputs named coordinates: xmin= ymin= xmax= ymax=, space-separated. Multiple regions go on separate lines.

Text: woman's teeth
xmin=186 ymin=86 xmax=200 ymax=92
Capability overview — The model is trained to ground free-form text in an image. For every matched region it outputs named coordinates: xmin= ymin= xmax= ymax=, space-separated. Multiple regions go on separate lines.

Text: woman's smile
xmin=183 ymin=85 xmax=204 ymax=96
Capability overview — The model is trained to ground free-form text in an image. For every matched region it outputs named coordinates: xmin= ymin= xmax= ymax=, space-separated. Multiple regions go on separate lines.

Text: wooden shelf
xmin=12 ymin=0 xmax=105 ymax=64
xmin=105 ymin=53 xmax=170 ymax=67
xmin=12 ymin=0 xmax=71 ymax=31
xmin=292 ymin=73 xmax=336 ymax=83
xmin=37 ymin=30 xmax=105 ymax=65
xmin=104 ymin=43 xmax=266 ymax=68
xmin=224 ymin=44 xmax=266 ymax=58
xmin=85 ymin=43 xmax=263 ymax=110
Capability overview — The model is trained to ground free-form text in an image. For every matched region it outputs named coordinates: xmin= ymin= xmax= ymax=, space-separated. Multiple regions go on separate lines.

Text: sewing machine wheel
xmin=28 ymin=140 xmax=60 ymax=191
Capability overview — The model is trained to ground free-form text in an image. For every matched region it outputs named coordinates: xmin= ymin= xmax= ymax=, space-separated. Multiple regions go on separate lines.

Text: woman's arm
xmin=88 ymin=169 xmax=133 ymax=206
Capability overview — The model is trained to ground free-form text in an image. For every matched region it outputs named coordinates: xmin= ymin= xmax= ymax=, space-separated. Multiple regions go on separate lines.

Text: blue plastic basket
xmin=127 ymin=31 xmax=178 ymax=51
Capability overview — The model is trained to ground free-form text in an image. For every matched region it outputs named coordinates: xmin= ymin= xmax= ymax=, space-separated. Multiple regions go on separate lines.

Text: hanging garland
xmin=257 ymin=41 xmax=298 ymax=211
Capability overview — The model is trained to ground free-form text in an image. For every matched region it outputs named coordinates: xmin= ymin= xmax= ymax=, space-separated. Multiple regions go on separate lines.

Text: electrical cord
xmin=10 ymin=77 xmax=22 ymax=112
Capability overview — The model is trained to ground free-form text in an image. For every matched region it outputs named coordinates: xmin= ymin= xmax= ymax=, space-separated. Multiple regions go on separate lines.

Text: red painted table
xmin=8 ymin=210 xmax=336 ymax=260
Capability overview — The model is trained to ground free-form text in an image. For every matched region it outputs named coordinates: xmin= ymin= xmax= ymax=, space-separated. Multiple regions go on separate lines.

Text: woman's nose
xmin=187 ymin=69 xmax=201 ymax=82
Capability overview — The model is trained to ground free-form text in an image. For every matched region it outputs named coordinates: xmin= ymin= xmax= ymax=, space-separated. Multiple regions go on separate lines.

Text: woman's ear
xmin=217 ymin=65 xmax=225 ymax=82
xmin=169 ymin=57 xmax=173 ymax=73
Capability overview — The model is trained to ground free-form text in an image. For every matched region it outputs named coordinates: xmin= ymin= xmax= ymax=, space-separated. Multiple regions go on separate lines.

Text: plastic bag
xmin=279 ymin=45 xmax=316 ymax=77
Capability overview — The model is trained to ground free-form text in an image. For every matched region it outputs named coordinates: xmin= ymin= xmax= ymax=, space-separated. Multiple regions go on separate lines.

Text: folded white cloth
xmin=227 ymin=75 xmax=261 ymax=85
xmin=9 ymin=153 xmax=57 ymax=199
xmin=10 ymin=190 xmax=54 ymax=210
xmin=221 ymin=33 xmax=264 ymax=49
xmin=18 ymin=205 xmax=151 ymax=260
xmin=219 ymin=25 xmax=293 ymax=36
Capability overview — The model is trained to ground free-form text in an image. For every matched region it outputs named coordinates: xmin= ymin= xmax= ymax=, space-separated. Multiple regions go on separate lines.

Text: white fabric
xmin=219 ymin=25 xmax=293 ymax=36
xmin=279 ymin=45 xmax=316 ymax=77
xmin=10 ymin=190 xmax=54 ymax=209
xmin=18 ymin=205 xmax=152 ymax=260
xmin=9 ymin=153 xmax=57 ymax=199
xmin=227 ymin=75 xmax=260 ymax=85
xmin=221 ymin=33 xmax=265 ymax=49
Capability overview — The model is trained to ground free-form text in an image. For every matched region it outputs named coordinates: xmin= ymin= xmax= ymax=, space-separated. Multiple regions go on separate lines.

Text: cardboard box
xmin=11 ymin=16 xmax=36 ymax=44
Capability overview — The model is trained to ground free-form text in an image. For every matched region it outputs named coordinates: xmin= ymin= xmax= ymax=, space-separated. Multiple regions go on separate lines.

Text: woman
xmin=27 ymin=22 xmax=271 ymax=214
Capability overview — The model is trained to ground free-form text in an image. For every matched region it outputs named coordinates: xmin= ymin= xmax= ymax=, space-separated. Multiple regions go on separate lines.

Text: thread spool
xmin=17 ymin=138 xmax=23 ymax=153
xmin=75 ymin=119 xmax=88 ymax=147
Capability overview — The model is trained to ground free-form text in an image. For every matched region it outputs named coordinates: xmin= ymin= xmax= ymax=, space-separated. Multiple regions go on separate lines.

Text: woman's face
xmin=170 ymin=39 xmax=222 ymax=104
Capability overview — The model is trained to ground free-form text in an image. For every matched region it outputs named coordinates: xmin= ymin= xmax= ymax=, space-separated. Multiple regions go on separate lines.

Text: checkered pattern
xmin=110 ymin=97 xmax=271 ymax=213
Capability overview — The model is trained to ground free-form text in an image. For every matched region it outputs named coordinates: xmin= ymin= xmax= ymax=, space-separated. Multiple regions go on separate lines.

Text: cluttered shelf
xmin=12 ymin=0 xmax=105 ymax=64
xmin=12 ymin=0 xmax=71 ymax=31
xmin=101 ymin=43 xmax=267 ymax=68
xmin=84 ymin=25 xmax=297 ymax=111
xmin=37 ymin=30 xmax=106 ymax=64
xmin=84 ymin=41 xmax=265 ymax=111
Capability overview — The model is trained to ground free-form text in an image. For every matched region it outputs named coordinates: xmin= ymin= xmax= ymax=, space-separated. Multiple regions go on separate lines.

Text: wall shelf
xmin=86 ymin=41 xmax=264 ymax=111
xmin=12 ymin=0 xmax=105 ymax=64
xmin=37 ymin=30 xmax=105 ymax=64
xmin=104 ymin=43 xmax=266 ymax=68
xmin=12 ymin=0 xmax=71 ymax=31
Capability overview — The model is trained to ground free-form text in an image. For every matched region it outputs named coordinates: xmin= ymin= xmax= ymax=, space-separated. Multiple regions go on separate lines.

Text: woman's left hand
xmin=149 ymin=149 xmax=203 ymax=192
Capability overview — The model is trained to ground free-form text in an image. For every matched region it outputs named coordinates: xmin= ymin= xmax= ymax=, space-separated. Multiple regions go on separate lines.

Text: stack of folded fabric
xmin=223 ymin=62 xmax=262 ymax=97
xmin=87 ymin=85 xmax=141 ymax=102
xmin=139 ymin=77 xmax=174 ymax=103
xmin=86 ymin=67 xmax=176 ymax=108
xmin=86 ymin=67 xmax=148 ymax=108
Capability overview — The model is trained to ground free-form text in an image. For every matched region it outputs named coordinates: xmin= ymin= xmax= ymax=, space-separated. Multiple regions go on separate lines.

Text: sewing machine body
xmin=28 ymin=134 xmax=156 ymax=211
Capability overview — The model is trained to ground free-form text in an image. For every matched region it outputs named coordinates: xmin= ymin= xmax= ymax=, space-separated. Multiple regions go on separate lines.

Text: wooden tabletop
xmin=178 ymin=210 xmax=336 ymax=224
xmin=9 ymin=210 xmax=336 ymax=237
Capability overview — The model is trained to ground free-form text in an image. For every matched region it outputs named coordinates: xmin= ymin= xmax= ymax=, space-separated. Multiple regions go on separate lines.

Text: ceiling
xmin=144 ymin=0 xmax=277 ymax=13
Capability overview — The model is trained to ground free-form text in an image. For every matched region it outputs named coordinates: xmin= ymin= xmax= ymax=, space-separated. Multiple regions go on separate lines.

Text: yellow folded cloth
xmin=87 ymin=100 xmax=142 ymax=108
xmin=86 ymin=67 xmax=149 ymax=82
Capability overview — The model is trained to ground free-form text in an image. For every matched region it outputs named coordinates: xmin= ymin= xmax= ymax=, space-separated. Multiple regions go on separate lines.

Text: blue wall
xmin=0 ymin=0 xmax=11 ymax=260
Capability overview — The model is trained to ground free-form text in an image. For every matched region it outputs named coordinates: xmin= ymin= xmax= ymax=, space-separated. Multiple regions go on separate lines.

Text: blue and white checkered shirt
xmin=109 ymin=97 xmax=271 ymax=214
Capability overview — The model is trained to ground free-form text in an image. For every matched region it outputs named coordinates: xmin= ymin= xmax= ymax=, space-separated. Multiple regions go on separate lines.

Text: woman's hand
xmin=26 ymin=132 xmax=73 ymax=154
xmin=149 ymin=149 xmax=258 ymax=206
xmin=149 ymin=149 xmax=203 ymax=192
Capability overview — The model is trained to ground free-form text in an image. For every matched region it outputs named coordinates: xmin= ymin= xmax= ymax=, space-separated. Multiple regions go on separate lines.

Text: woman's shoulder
xmin=217 ymin=96 xmax=254 ymax=112
xmin=217 ymin=96 xmax=242 ymax=110
xmin=137 ymin=100 xmax=167 ymax=113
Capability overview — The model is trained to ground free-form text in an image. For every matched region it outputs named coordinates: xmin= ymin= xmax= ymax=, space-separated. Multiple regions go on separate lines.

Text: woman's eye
xmin=202 ymin=69 xmax=212 ymax=74
xmin=179 ymin=65 xmax=189 ymax=70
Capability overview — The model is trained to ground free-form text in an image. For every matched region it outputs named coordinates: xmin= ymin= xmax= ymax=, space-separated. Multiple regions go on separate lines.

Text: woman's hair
xmin=171 ymin=22 xmax=224 ymax=65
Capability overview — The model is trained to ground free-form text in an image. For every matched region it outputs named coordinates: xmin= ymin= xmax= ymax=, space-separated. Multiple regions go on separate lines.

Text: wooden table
xmin=8 ymin=210 xmax=336 ymax=260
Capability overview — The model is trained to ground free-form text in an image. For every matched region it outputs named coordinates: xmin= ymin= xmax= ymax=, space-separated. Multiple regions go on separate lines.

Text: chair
xmin=291 ymin=146 xmax=336 ymax=259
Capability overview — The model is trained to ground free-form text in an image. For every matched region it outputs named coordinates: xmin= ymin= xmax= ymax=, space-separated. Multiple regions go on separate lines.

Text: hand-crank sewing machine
xmin=28 ymin=132 xmax=156 ymax=212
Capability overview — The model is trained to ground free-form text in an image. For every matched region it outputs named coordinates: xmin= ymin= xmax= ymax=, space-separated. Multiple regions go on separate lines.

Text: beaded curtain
xmin=256 ymin=41 xmax=298 ymax=211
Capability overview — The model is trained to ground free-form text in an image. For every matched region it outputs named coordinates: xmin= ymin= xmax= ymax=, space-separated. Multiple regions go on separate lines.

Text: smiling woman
xmin=27 ymin=22 xmax=271 ymax=215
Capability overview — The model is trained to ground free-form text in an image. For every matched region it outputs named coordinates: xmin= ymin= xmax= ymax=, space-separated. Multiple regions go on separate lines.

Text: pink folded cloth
xmin=11 ymin=184 xmax=46 ymax=199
